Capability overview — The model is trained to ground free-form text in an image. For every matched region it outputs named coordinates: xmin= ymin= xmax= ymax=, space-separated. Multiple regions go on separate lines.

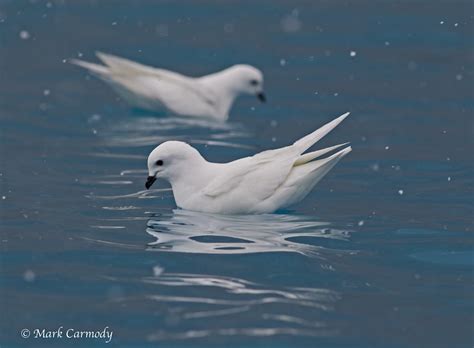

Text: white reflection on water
xmin=111 ymin=116 xmax=241 ymax=132
xmin=148 ymin=327 xmax=337 ymax=341
xmin=146 ymin=209 xmax=351 ymax=257
xmin=106 ymin=265 xmax=341 ymax=341
xmin=87 ymin=188 xmax=171 ymax=200
xmin=102 ymin=116 xmax=255 ymax=149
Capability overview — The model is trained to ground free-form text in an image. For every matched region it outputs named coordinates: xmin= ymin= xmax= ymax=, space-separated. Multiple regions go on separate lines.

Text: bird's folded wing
xmin=203 ymin=113 xmax=351 ymax=200
xmin=203 ymin=147 xmax=298 ymax=200
xmin=113 ymin=75 xmax=213 ymax=114
xmin=96 ymin=52 xmax=217 ymax=106
xmin=96 ymin=52 xmax=184 ymax=80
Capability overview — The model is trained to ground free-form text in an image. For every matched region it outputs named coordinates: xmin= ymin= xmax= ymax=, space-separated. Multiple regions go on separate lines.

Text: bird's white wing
xmin=101 ymin=74 xmax=215 ymax=117
xmin=96 ymin=52 xmax=185 ymax=81
xmin=203 ymin=112 xmax=350 ymax=200
xmin=203 ymin=146 xmax=299 ymax=200
xmin=95 ymin=52 xmax=218 ymax=106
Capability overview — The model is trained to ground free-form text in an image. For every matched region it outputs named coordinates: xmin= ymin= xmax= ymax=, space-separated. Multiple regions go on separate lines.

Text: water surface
xmin=0 ymin=1 xmax=473 ymax=347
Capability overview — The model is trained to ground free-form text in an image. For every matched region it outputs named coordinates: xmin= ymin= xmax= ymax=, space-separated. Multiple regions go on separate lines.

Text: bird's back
xmin=72 ymin=52 xmax=223 ymax=118
xmin=178 ymin=113 xmax=352 ymax=214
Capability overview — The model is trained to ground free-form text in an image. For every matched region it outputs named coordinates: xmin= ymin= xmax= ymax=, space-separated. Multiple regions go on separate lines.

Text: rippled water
xmin=1 ymin=1 xmax=473 ymax=347
xmin=146 ymin=210 xmax=351 ymax=256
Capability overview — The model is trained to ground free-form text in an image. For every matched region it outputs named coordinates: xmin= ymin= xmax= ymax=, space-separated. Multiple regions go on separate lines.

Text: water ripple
xmin=146 ymin=210 xmax=352 ymax=257
xmin=147 ymin=327 xmax=337 ymax=341
xmin=102 ymin=116 xmax=254 ymax=149
xmin=101 ymin=206 xmax=140 ymax=211
xmin=105 ymin=266 xmax=341 ymax=341
xmin=87 ymin=188 xmax=171 ymax=200
xmin=110 ymin=116 xmax=242 ymax=132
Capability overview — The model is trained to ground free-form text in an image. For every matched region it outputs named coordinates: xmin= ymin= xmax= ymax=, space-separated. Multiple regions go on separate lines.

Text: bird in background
xmin=145 ymin=112 xmax=352 ymax=214
xmin=71 ymin=52 xmax=265 ymax=121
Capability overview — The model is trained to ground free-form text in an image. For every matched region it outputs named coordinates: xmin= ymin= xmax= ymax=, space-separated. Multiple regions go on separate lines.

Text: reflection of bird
xmin=146 ymin=209 xmax=349 ymax=256
xmin=71 ymin=52 xmax=265 ymax=120
xmin=145 ymin=113 xmax=352 ymax=214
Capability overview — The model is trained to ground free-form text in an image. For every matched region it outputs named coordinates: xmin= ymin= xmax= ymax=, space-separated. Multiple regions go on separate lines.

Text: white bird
xmin=145 ymin=112 xmax=352 ymax=214
xmin=71 ymin=52 xmax=265 ymax=120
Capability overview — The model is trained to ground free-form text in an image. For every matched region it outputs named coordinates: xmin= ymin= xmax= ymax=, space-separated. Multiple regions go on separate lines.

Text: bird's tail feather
xmin=293 ymin=112 xmax=350 ymax=153
xmin=307 ymin=146 xmax=352 ymax=175
xmin=280 ymin=146 xmax=351 ymax=208
xmin=70 ymin=59 xmax=110 ymax=76
xmin=294 ymin=142 xmax=350 ymax=166
xmin=96 ymin=51 xmax=152 ymax=75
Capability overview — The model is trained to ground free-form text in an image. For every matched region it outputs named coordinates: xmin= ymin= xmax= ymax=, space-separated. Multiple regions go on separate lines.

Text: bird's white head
xmin=226 ymin=64 xmax=266 ymax=102
xmin=145 ymin=141 xmax=204 ymax=189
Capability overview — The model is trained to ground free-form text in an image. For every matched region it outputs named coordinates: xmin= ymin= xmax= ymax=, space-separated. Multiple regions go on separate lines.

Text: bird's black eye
xmin=156 ymin=160 xmax=163 ymax=166
xmin=250 ymin=79 xmax=258 ymax=86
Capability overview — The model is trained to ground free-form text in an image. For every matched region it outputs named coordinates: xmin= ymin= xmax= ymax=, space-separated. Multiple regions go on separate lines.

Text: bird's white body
xmin=71 ymin=52 xmax=265 ymax=120
xmin=146 ymin=113 xmax=352 ymax=214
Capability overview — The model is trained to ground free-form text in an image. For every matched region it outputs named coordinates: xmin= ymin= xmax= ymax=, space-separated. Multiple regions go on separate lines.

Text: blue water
xmin=0 ymin=1 xmax=473 ymax=347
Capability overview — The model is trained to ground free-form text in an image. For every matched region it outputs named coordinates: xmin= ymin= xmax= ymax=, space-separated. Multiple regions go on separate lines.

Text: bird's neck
xmin=199 ymin=69 xmax=242 ymax=120
xmin=167 ymin=158 xmax=215 ymax=207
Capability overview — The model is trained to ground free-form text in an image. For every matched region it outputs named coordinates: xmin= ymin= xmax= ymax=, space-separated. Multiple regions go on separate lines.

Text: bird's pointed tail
xmin=293 ymin=112 xmax=350 ymax=153
xmin=70 ymin=58 xmax=110 ymax=76
xmin=294 ymin=142 xmax=350 ymax=166
xmin=305 ymin=146 xmax=352 ymax=177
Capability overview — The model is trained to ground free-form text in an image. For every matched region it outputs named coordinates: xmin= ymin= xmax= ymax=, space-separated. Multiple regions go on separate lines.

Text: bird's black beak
xmin=257 ymin=92 xmax=266 ymax=103
xmin=145 ymin=175 xmax=157 ymax=189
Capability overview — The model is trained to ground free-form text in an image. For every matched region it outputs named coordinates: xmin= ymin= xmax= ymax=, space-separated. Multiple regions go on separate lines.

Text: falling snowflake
xmin=19 ymin=30 xmax=30 ymax=40
xmin=281 ymin=9 xmax=302 ymax=33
